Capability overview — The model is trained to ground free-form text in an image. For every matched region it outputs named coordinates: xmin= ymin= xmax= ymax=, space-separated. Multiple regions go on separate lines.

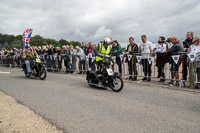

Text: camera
xmin=166 ymin=38 xmax=171 ymax=43
xmin=158 ymin=40 xmax=165 ymax=43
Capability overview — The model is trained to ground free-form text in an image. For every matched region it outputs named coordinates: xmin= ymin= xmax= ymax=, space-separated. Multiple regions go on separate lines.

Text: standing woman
xmin=111 ymin=40 xmax=122 ymax=75
xmin=189 ymin=36 xmax=200 ymax=89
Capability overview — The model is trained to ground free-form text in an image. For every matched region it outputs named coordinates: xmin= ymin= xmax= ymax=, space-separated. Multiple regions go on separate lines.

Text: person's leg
xmin=147 ymin=62 xmax=152 ymax=81
xmin=83 ymin=60 xmax=86 ymax=72
xmin=25 ymin=60 xmax=31 ymax=73
xmin=196 ymin=68 xmax=200 ymax=87
xmin=89 ymin=58 xmax=91 ymax=68
xmin=78 ymin=60 xmax=82 ymax=74
xmin=157 ymin=68 xmax=161 ymax=78
xmin=175 ymin=72 xmax=179 ymax=85
xmin=132 ymin=63 xmax=137 ymax=80
xmin=161 ymin=67 xmax=166 ymax=81
xmin=128 ymin=61 xmax=133 ymax=79
xmin=142 ymin=59 xmax=147 ymax=80
xmin=73 ymin=58 xmax=76 ymax=72
xmin=183 ymin=56 xmax=188 ymax=80
xmin=169 ymin=62 xmax=176 ymax=84
xmin=118 ymin=59 xmax=122 ymax=75
xmin=64 ymin=59 xmax=67 ymax=73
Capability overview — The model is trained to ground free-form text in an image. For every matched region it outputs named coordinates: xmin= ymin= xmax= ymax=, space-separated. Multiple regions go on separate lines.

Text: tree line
xmin=0 ymin=33 xmax=81 ymax=50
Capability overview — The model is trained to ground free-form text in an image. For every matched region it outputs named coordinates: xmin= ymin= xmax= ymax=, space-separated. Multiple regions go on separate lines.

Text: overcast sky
xmin=0 ymin=0 xmax=200 ymax=47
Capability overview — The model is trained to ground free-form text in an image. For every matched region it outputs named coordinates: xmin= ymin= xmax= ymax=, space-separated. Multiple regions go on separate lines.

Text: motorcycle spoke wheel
xmin=110 ymin=76 xmax=124 ymax=92
xmin=39 ymin=67 xmax=47 ymax=80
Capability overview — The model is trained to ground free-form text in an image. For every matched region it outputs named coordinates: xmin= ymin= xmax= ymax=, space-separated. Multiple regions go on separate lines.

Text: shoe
xmin=167 ymin=81 xmax=173 ymax=85
xmin=142 ymin=77 xmax=147 ymax=81
xmin=78 ymin=72 xmax=82 ymax=74
xmin=126 ymin=76 xmax=133 ymax=80
xmin=172 ymin=84 xmax=180 ymax=87
xmin=132 ymin=77 xmax=137 ymax=81
xmin=147 ymin=78 xmax=151 ymax=81
xmin=195 ymin=86 xmax=200 ymax=89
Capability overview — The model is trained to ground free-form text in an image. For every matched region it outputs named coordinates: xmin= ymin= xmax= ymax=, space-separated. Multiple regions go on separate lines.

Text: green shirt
xmin=111 ymin=45 xmax=122 ymax=54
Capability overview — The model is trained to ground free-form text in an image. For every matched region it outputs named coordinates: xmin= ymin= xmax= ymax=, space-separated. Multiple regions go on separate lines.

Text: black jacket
xmin=126 ymin=43 xmax=138 ymax=54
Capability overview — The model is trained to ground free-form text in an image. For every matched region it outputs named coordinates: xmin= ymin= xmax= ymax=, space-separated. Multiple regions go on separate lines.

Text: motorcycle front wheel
xmin=38 ymin=66 xmax=47 ymax=80
xmin=110 ymin=76 xmax=124 ymax=92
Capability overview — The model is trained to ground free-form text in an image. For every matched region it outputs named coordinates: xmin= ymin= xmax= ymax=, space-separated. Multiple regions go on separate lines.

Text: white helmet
xmin=103 ymin=37 xmax=111 ymax=45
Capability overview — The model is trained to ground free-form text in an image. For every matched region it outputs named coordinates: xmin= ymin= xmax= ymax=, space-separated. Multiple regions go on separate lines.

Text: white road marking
xmin=0 ymin=71 xmax=10 ymax=74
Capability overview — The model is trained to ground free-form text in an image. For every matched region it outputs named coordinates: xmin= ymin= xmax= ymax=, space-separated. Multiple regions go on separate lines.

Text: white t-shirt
xmin=156 ymin=44 xmax=167 ymax=53
xmin=189 ymin=45 xmax=200 ymax=55
xmin=139 ymin=41 xmax=153 ymax=59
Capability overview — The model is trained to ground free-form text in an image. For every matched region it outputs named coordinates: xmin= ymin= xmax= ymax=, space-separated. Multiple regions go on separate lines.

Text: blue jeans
xmin=25 ymin=60 xmax=31 ymax=73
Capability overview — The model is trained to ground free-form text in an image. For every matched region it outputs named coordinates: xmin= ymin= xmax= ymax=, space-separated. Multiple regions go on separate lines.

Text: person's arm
xmin=34 ymin=50 xmax=38 ymax=56
xmin=138 ymin=44 xmax=141 ymax=53
xmin=22 ymin=51 xmax=26 ymax=59
xmin=169 ymin=45 xmax=179 ymax=53
xmin=95 ymin=43 xmax=104 ymax=57
xmin=117 ymin=45 xmax=122 ymax=54
xmin=150 ymin=42 xmax=154 ymax=56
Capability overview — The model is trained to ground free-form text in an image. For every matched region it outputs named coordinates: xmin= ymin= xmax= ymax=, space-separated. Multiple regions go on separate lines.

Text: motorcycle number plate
xmin=107 ymin=69 xmax=114 ymax=76
xmin=36 ymin=58 xmax=41 ymax=63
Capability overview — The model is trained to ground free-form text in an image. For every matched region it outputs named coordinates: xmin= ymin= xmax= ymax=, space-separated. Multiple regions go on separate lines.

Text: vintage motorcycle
xmin=22 ymin=55 xmax=47 ymax=80
xmin=86 ymin=54 xmax=124 ymax=92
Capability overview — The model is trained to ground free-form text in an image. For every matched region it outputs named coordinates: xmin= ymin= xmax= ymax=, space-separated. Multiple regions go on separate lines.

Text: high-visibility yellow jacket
xmin=96 ymin=43 xmax=112 ymax=62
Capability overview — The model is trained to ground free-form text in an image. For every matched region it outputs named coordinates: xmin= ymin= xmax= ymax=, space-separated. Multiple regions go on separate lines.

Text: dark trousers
xmin=182 ymin=55 xmax=188 ymax=80
xmin=128 ymin=60 xmax=137 ymax=78
xmin=158 ymin=67 xmax=165 ymax=79
xmin=91 ymin=61 xmax=96 ymax=71
xmin=142 ymin=59 xmax=152 ymax=77
xmin=116 ymin=57 xmax=122 ymax=74
xmin=64 ymin=59 xmax=71 ymax=72
xmin=79 ymin=60 xmax=86 ymax=73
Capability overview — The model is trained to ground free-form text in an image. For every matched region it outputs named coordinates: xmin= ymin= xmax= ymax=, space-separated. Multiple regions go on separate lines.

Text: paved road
xmin=0 ymin=67 xmax=200 ymax=133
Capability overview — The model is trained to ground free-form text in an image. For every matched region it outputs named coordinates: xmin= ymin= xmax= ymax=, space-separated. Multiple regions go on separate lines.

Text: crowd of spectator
xmin=1 ymin=32 xmax=200 ymax=88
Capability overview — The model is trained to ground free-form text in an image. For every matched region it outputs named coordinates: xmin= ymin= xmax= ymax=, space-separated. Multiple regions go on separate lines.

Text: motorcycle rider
xmin=22 ymin=44 xmax=38 ymax=74
xmin=95 ymin=37 xmax=113 ymax=70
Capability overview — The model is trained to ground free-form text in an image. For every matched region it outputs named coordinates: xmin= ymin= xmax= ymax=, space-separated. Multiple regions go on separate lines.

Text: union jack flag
xmin=23 ymin=29 xmax=33 ymax=48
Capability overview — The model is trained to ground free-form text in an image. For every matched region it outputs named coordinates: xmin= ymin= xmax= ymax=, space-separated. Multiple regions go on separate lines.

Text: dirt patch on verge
xmin=0 ymin=91 xmax=63 ymax=133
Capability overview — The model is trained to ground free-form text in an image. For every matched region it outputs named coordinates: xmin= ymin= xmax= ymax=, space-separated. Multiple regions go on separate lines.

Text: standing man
xmin=61 ymin=45 xmax=71 ymax=74
xmin=139 ymin=35 xmax=153 ymax=81
xmin=75 ymin=46 xmax=85 ymax=74
xmin=81 ymin=42 xmax=88 ymax=73
xmin=125 ymin=37 xmax=139 ymax=80
xmin=182 ymin=32 xmax=194 ymax=81
xmin=168 ymin=37 xmax=184 ymax=86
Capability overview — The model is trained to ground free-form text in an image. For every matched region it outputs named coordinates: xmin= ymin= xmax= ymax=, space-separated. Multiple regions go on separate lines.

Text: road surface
xmin=0 ymin=67 xmax=200 ymax=133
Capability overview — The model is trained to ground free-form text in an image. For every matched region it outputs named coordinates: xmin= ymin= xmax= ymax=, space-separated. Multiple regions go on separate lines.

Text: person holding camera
xmin=139 ymin=35 xmax=153 ymax=81
xmin=155 ymin=36 xmax=169 ymax=82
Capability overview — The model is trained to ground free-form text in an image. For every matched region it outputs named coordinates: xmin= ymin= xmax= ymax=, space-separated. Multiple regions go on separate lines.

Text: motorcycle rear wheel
xmin=39 ymin=66 xmax=47 ymax=80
